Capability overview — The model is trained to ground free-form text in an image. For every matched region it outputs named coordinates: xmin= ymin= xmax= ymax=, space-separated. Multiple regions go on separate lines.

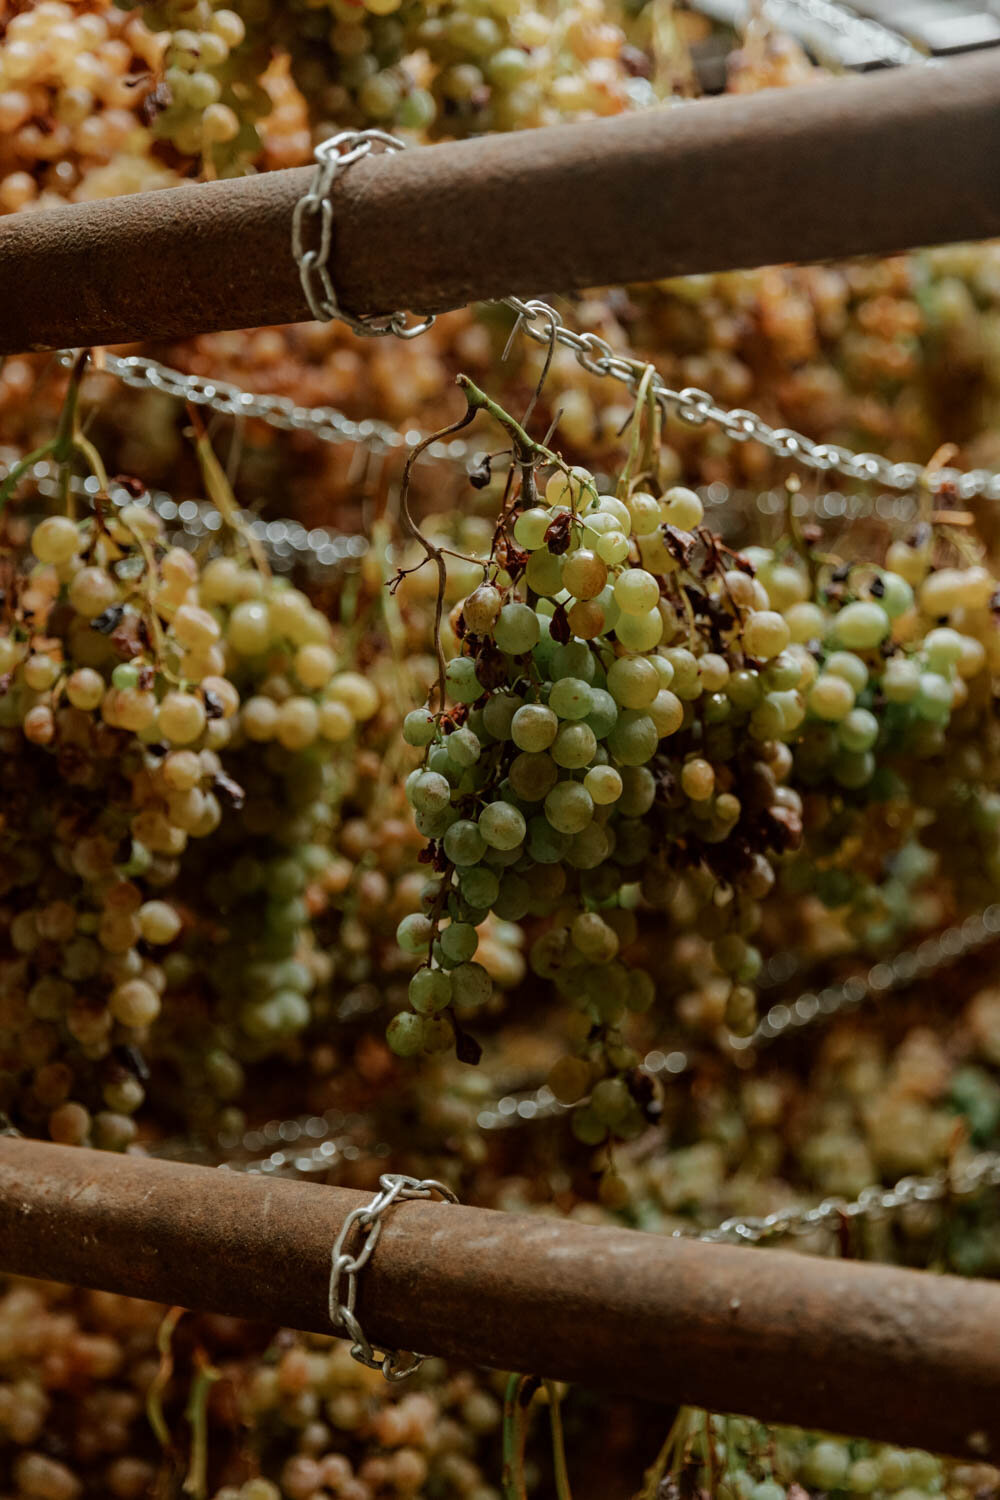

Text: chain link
xmin=476 ymin=904 xmax=1000 ymax=1131
xmin=503 ymin=296 xmax=1000 ymax=501
xmin=0 ymin=449 xmax=370 ymax=575
xmin=84 ymin=302 xmax=1000 ymax=503
xmin=292 ymin=131 xmax=435 ymax=340
xmin=685 ymin=1150 xmax=1000 ymax=1245
xmin=328 ymin=1173 xmax=458 ymax=1379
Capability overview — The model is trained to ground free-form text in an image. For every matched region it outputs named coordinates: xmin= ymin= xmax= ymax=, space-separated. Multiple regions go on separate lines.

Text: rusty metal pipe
xmin=1 ymin=1137 xmax=1000 ymax=1458
xmin=2 ymin=52 xmax=1000 ymax=356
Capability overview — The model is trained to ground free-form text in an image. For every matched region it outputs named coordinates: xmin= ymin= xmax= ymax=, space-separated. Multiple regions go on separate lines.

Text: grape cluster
xmin=0 ymin=1277 xmax=509 ymax=1500
xmin=682 ymin=1410 xmax=951 ymax=1500
xmin=0 ymin=493 xmax=379 ymax=1144
xmin=134 ymin=0 xmax=252 ymax=167
xmin=0 ymin=0 xmax=173 ymax=211
xmin=387 ymin=380 xmax=1000 ymax=1147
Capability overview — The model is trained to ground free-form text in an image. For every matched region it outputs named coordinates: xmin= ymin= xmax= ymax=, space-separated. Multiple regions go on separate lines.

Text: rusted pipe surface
xmin=1 ymin=1137 xmax=999 ymax=1458
xmin=1 ymin=52 xmax=999 ymax=354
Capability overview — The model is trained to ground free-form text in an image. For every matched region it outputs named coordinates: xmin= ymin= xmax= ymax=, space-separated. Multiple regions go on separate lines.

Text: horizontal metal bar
xmin=1 ymin=51 xmax=999 ymax=356
xmin=2 ymin=1137 xmax=1000 ymax=1459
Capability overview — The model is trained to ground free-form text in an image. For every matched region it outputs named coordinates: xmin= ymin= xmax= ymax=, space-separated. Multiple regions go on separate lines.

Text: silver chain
xmin=328 ymin=1172 xmax=458 ymax=1379
xmin=85 ymin=351 xmax=468 ymax=460
xmin=687 ymin=1150 xmax=1000 ymax=1245
xmin=0 ymin=449 xmax=369 ymax=574
xmin=476 ymin=904 xmax=1000 ymax=1130
xmin=503 ymin=296 xmax=1000 ymax=501
xmin=292 ymin=130 xmax=435 ymax=340
xmin=87 ymin=301 xmax=1000 ymax=503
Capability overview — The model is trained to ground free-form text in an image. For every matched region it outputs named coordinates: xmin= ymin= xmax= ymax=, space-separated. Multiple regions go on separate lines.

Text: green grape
xmin=607 ymin=710 xmax=657 ymax=766
xmin=544 ymin=780 xmax=593 ymax=835
xmin=833 ymin=599 xmax=890 ymax=649
xmin=614 ymin=568 xmax=660 ymax=616
xmin=824 ymin=649 xmax=868 ymax=692
xmin=834 ymin=749 xmax=876 ymax=789
xmin=552 ymin=722 xmax=597 ymax=769
xmin=618 ymin=765 xmax=656 ymax=816
xmin=727 ymin=668 xmax=762 ymax=709
xmin=763 ymin=652 xmax=801 ymax=692
xmin=447 ymin=726 xmax=481 ymax=766
xmin=525 ymin=549 xmax=564 ymax=595
xmin=478 ymin=801 xmax=527 ymax=850
xmin=924 ymin=625 xmax=965 ymax=674
xmin=915 ymin=671 xmax=953 ymax=723
xmin=512 ymin=507 xmax=552 ymax=550
xmin=511 ymin=703 xmax=558 ymax=752
xmin=584 ymin=688 xmax=619 ymax=739
xmin=450 ymin=960 xmax=492 ymax=1007
xmin=838 ymin=707 xmax=879 ymax=753
xmin=443 ymin=819 xmax=488 ymax=867
xmin=809 ymin=673 xmax=855 ymax=722
xmin=883 ymin=656 xmax=921 ymax=703
xmin=509 ymin=751 xmax=559 ymax=801
xmin=596 ymin=531 xmax=630 ymax=566
xmin=571 ymin=1107 xmax=608 ymax=1145
xmin=549 ymin=677 xmax=594 ymax=721
xmin=387 ymin=1011 xmax=426 ymax=1057
xmin=445 ymin=656 xmax=483 ymax=703
xmin=411 ymin=771 xmax=453 ymax=815
xmin=744 ymin=609 xmax=791 ymax=659
xmin=494 ymin=602 xmax=541 ymax=654
xmin=493 ymin=871 xmax=531 ymax=920
xmin=409 ymin=967 xmax=452 ymax=1015
xmin=662 ymin=485 xmax=704 ymax=529
xmin=607 ymin=655 xmax=659 ymax=709
xmin=615 ymin=606 xmax=663 ymax=651
xmin=482 ymin=692 xmax=523 ymax=739
xmin=550 ymin=640 xmax=596 ymax=682
xmin=649 ymin=689 xmax=684 ymax=737
xmin=459 ymin=865 xmax=500 ymax=907
xmin=439 ymin=922 xmax=478 ymax=964
xmin=584 ymin=764 xmax=623 ymax=805
xmin=396 ymin=913 xmax=433 ymax=954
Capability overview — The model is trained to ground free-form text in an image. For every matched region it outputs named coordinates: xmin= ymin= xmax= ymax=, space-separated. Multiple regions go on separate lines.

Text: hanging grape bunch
xmin=388 ymin=377 xmax=1000 ymax=1148
xmin=0 ymin=394 xmax=383 ymax=1145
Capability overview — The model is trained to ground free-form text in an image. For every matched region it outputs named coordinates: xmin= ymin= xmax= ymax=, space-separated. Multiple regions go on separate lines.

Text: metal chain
xmin=686 ymin=1150 xmax=1000 ymax=1245
xmin=0 ymin=450 xmax=369 ymax=575
xmin=328 ymin=1173 xmax=458 ymax=1379
xmin=764 ymin=0 xmax=925 ymax=67
xmin=503 ymin=296 xmax=1000 ymax=501
xmin=476 ymin=904 xmax=1000 ymax=1130
xmin=2 ymin=450 xmax=925 ymax=589
xmin=58 ymin=30 xmax=999 ymax=507
xmin=85 ymin=300 xmax=1000 ymax=503
xmin=292 ymin=130 xmax=435 ymax=340
xmin=83 ymin=351 xmax=472 ymax=461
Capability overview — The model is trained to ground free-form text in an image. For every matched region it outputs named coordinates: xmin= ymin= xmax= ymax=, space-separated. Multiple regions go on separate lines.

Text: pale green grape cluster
xmin=390 ymin=393 xmax=1000 ymax=1141
xmin=116 ymin=0 xmax=260 ymax=168
xmin=0 ymin=505 xmax=378 ymax=1144
xmin=687 ymin=1410 xmax=948 ymax=1500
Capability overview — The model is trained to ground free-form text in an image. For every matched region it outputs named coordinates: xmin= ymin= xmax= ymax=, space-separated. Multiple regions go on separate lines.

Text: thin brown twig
xmin=397 ymin=405 xmax=479 ymax=710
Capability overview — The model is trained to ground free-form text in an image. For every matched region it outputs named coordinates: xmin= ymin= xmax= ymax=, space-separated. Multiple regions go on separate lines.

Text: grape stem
xmin=501 ymin=1373 xmax=541 ymax=1500
xmin=395 ymin=404 xmax=480 ymax=710
xmin=457 ymin=375 xmax=562 ymax=470
xmin=147 ymin=1305 xmax=185 ymax=1449
xmin=617 ymin=362 xmax=657 ymax=498
xmin=183 ymin=1351 xmax=220 ymax=1499
xmin=544 ymin=1380 xmax=575 ymax=1500
xmin=633 ymin=1407 xmax=691 ymax=1500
